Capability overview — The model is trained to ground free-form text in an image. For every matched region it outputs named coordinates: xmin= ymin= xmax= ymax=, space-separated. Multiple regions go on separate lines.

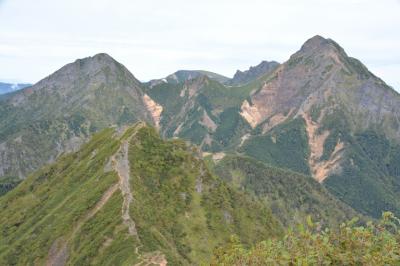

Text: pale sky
xmin=0 ymin=0 xmax=399 ymax=91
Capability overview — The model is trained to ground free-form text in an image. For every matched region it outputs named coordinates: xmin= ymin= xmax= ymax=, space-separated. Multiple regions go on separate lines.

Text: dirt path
xmin=115 ymin=124 xmax=168 ymax=266
xmin=111 ymin=139 xmax=139 ymax=238
xmin=134 ymin=251 xmax=168 ymax=266
xmin=82 ymin=183 xmax=119 ymax=229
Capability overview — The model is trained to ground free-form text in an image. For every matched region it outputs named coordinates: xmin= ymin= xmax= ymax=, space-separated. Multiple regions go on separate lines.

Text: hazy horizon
xmin=0 ymin=0 xmax=399 ymax=91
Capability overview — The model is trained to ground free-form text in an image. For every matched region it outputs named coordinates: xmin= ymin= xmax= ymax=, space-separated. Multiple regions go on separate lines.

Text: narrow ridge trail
xmin=47 ymin=123 xmax=167 ymax=266
xmin=113 ymin=123 xmax=167 ymax=266
xmin=111 ymin=138 xmax=139 ymax=238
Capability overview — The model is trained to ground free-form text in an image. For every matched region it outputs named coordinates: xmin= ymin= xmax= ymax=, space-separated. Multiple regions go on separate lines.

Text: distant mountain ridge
xmin=166 ymin=70 xmax=230 ymax=84
xmin=228 ymin=60 xmax=280 ymax=85
xmin=0 ymin=82 xmax=31 ymax=95
xmin=147 ymin=61 xmax=279 ymax=88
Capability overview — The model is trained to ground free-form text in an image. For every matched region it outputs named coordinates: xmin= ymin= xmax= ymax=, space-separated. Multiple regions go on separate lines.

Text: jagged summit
xmin=229 ymin=60 xmax=279 ymax=85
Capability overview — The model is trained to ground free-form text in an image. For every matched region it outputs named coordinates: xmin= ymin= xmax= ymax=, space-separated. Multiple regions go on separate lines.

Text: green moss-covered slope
xmin=0 ymin=123 xmax=282 ymax=265
xmin=211 ymin=155 xmax=359 ymax=227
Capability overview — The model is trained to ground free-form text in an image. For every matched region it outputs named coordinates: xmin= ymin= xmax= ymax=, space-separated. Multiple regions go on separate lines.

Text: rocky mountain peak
xmin=301 ymin=35 xmax=329 ymax=47
xmin=301 ymin=35 xmax=338 ymax=51
xmin=300 ymin=35 xmax=343 ymax=54
xmin=25 ymin=53 xmax=141 ymax=98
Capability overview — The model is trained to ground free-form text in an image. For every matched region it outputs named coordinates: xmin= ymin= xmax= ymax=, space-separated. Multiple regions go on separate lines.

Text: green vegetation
xmin=0 ymin=177 xmax=21 ymax=197
xmin=286 ymin=55 xmax=304 ymax=69
xmin=0 ymin=124 xmax=282 ymax=265
xmin=212 ymin=155 xmax=358 ymax=227
xmin=355 ymin=131 xmax=400 ymax=179
xmin=239 ymin=118 xmax=310 ymax=175
xmin=146 ymin=71 xmax=276 ymax=152
xmin=200 ymin=78 xmax=255 ymax=109
xmin=127 ymin=126 xmax=282 ymax=264
xmin=146 ymin=49 xmax=400 ymax=225
xmin=0 ymin=128 xmax=123 ymax=265
xmin=325 ymin=129 xmax=400 ymax=218
xmin=165 ymin=70 xmax=230 ymax=84
xmin=144 ymin=81 xmax=186 ymax=132
xmin=3 ymin=37 xmax=400 ymax=265
xmin=213 ymin=107 xmax=251 ymax=150
xmin=212 ymin=212 xmax=400 ymax=265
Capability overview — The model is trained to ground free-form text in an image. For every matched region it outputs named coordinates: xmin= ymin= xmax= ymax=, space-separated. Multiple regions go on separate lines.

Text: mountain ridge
xmin=0 ymin=82 xmax=31 ymax=95
xmin=0 ymin=123 xmax=283 ymax=265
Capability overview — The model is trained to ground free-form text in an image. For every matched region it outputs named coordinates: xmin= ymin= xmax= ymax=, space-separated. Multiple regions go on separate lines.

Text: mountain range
xmin=145 ymin=35 xmax=400 ymax=218
xmin=0 ymin=35 xmax=399 ymax=264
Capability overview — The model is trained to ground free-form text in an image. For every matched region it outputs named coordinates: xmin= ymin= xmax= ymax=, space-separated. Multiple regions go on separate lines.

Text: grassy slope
xmin=211 ymin=213 xmax=400 ymax=265
xmin=127 ymin=126 xmax=282 ymax=264
xmin=324 ymin=129 xmax=400 ymax=218
xmin=0 ymin=128 xmax=127 ymax=265
xmin=0 ymin=124 xmax=283 ymax=265
xmin=211 ymin=155 xmax=359 ymax=227
xmin=239 ymin=118 xmax=310 ymax=175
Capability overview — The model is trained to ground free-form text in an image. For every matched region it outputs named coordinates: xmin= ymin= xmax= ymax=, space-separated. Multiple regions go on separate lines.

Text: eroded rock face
xmin=303 ymin=113 xmax=344 ymax=183
xmin=240 ymin=100 xmax=263 ymax=128
xmin=239 ymin=38 xmax=340 ymax=129
xmin=242 ymin=36 xmax=400 ymax=139
xmin=143 ymin=94 xmax=163 ymax=128
xmin=212 ymin=152 xmax=226 ymax=162
xmin=199 ymin=110 xmax=217 ymax=132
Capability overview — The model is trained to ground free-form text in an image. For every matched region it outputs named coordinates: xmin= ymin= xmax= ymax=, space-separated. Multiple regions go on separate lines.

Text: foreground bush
xmin=211 ymin=212 xmax=400 ymax=265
